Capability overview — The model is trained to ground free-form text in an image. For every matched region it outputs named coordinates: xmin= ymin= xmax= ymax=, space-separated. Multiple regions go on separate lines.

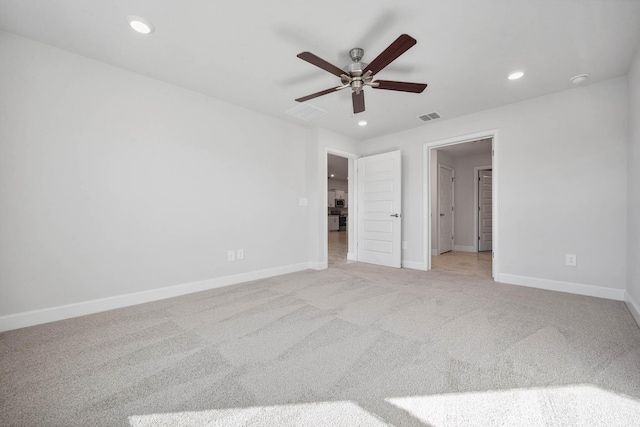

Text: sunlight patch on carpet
xmin=128 ymin=400 xmax=387 ymax=427
xmin=386 ymin=385 xmax=640 ymax=426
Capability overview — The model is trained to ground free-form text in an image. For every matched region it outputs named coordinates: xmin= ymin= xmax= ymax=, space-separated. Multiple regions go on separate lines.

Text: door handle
xmin=440 ymin=213 xmax=445 ymax=216
xmin=390 ymin=213 xmax=399 ymax=217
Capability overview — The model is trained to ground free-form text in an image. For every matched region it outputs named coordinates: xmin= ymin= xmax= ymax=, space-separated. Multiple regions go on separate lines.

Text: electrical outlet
xmin=402 ymin=241 xmax=408 ymax=250
xmin=237 ymin=249 xmax=244 ymax=260
xmin=227 ymin=250 xmax=235 ymax=262
xmin=566 ymin=254 xmax=577 ymax=267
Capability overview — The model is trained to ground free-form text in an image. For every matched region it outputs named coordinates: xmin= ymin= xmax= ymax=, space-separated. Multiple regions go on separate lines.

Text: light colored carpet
xmin=1 ymin=262 xmax=639 ymax=426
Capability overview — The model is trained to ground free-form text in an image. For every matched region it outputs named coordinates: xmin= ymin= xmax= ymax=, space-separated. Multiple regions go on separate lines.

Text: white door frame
xmin=474 ymin=165 xmax=492 ymax=252
xmin=423 ymin=129 xmax=499 ymax=277
xmin=437 ymin=164 xmax=455 ymax=255
xmin=324 ymin=148 xmax=359 ymax=267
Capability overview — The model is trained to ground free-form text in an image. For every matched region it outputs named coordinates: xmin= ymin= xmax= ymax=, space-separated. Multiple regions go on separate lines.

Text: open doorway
xmin=327 ymin=153 xmax=349 ymax=266
xmin=429 ymin=138 xmax=493 ymax=278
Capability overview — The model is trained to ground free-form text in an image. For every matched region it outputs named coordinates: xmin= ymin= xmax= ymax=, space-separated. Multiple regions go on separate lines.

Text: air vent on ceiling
xmin=418 ymin=111 xmax=441 ymax=122
xmin=285 ymin=103 xmax=328 ymax=121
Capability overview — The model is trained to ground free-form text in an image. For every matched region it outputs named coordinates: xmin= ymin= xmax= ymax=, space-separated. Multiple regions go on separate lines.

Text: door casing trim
xmin=423 ymin=129 xmax=499 ymax=278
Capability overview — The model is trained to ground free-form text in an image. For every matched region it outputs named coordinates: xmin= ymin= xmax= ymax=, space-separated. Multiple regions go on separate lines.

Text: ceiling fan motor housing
xmin=343 ymin=61 xmax=367 ymax=77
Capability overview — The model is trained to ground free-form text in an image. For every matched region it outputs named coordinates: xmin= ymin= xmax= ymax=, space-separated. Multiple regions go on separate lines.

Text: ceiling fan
xmin=295 ymin=34 xmax=427 ymax=114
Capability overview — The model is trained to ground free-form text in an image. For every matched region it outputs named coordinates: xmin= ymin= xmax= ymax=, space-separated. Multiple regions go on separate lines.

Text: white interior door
xmin=438 ymin=165 xmax=454 ymax=254
xmin=357 ymin=150 xmax=402 ymax=268
xmin=478 ymin=169 xmax=493 ymax=251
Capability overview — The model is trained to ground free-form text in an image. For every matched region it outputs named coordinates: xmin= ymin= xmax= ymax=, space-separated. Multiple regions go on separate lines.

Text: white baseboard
xmin=498 ymin=273 xmax=625 ymax=301
xmin=402 ymin=260 xmax=428 ymax=271
xmin=0 ymin=262 xmax=313 ymax=333
xmin=453 ymin=245 xmax=475 ymax=253
xmin=625 ymin=292 xmax=640 ymax=328
xmin=347 ymin=252 xmax=357 ymax=262
xmin=309 ymin=261 xmax=328 ymax=270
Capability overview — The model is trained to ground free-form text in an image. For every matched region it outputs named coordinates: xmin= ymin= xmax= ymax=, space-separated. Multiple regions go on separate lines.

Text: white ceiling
xmin=1 ymin=0 xmax=639 ymax=141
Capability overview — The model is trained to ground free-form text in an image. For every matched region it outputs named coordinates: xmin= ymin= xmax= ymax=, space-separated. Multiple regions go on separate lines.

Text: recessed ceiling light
xmin=330 ymin=174 xmax=335 ymax=177
xmin=508 ymin=71 xmax=524 ymax=80
xmin=127 ymin=16 xmax=154 ymax=34
xmin=358 ymin=120 xmax=367 ymax=126
xmin=570 ymin=74 xmax=589 ymax=85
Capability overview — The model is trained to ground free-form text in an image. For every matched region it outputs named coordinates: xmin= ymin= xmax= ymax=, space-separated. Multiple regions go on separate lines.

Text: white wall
xmin=627 ymin=46 xmax=640 ymax=324
xmin=0 ymin=32 xmax=319 ymax=327
xmin=453 ymin=151 xmax=492 ymax=249
xmin=362 ymin=77 xmax=628 ymax=298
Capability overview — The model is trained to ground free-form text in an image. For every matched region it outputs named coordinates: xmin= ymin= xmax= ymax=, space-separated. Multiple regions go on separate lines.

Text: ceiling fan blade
xmin=372 ymin=80 xmax=428 ymax=93
xmin=295 ymin=85 xmax=348 ymax=102
xmin=297 ymin=52 xmax=346 ymax=77
xmin=352 ymin=91 xmax=365 ymax=114
xmin=362 ymin=34 xmax=417 ymax=76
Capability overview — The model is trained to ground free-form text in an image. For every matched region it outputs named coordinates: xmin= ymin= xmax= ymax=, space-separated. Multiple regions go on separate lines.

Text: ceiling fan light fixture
xmin=508 ymin=71 xmax=524 ymax=80
xmin=127 ymin=16 xmax=154 ymax=34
